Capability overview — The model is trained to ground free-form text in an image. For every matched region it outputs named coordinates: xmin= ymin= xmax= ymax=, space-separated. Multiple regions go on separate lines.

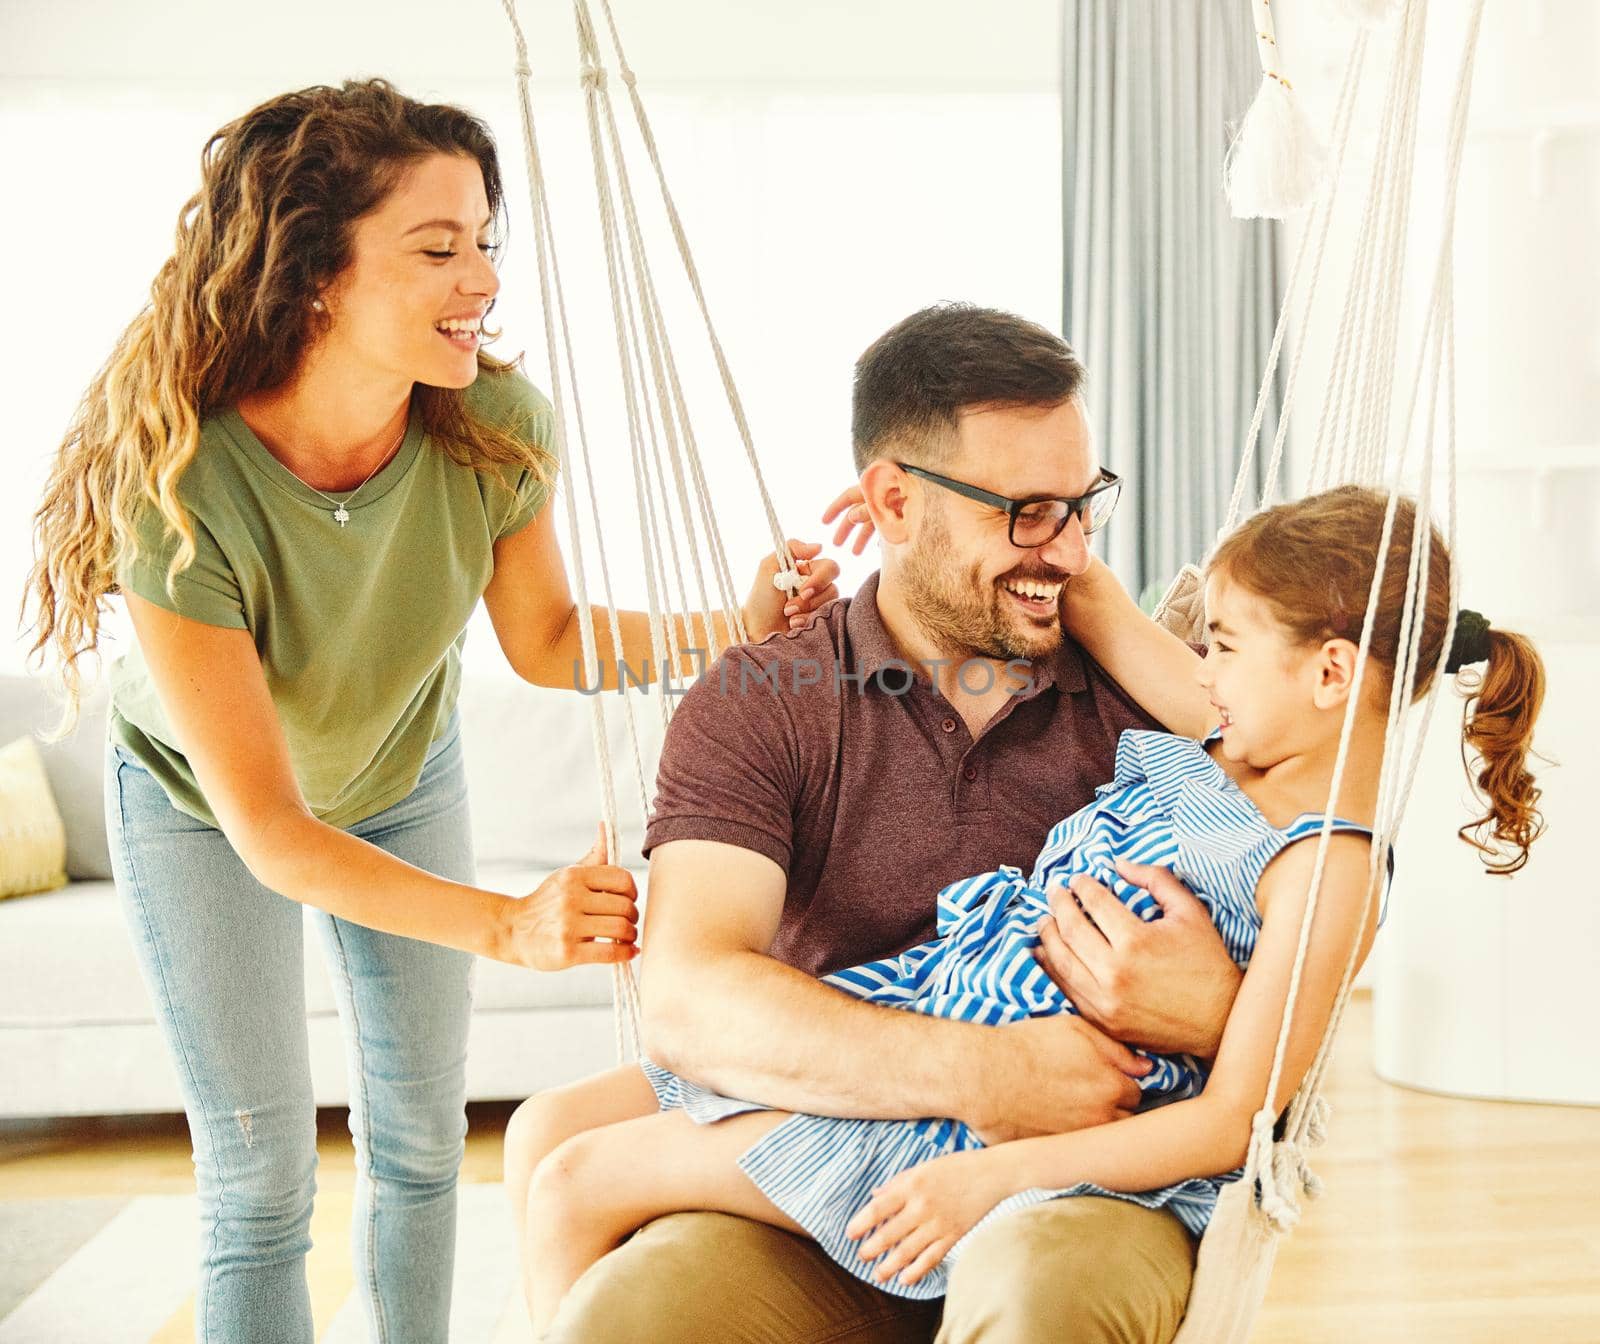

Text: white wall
xmin=1 ymin=0 xmax=1063 ymax=676
xmin=1273 ymin=0 xmax=1600 ymax=635
xmin=9 ymin=0 xmax=1595 ymax=682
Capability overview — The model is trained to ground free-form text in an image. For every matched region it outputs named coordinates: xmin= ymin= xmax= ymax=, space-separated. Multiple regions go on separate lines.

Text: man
xmin=545 ymin=304 xmax=1244 ymax=1343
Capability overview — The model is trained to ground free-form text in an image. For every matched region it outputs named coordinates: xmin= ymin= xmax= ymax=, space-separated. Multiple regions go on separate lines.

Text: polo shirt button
xmin=963 ymin=766 xmax=977 ymax=781
xmin=942 ymin=717 xmax=957 ymax=733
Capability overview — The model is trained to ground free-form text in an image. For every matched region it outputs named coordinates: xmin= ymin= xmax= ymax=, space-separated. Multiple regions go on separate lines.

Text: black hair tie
xmin=1445 ymin=609 xmax=1492 ymax=673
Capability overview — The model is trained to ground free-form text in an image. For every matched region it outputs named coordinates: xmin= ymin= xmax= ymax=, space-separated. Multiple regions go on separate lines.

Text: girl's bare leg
xmin=503 ymin=1066 xmax=660 ymax=1320
xmin=525 ymin=1107 xmax=804 ymax=1336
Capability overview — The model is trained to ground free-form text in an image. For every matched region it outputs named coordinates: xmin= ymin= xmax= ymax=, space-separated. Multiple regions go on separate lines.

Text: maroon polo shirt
xmin=642 ymin=571 xmax=1159 ymax=978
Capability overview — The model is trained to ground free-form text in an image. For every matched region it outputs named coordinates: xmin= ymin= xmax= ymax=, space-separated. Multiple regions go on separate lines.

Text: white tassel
xmin=1246 ymin=1111 xmax=1297 ymax=1233
xmin=1226 ymin=74 xmax=1328 ymax=218
xmin=1264 ymin=1143 xmax=1305 ymax=1231
xmin=1304 ymin=1094 xmax=1332 ymax=1147
xmin=1245 ymin=1107 xmax=1327 ymax=1233
xmin=1228 ymin=0 xmax=1329 ymax=219
xmin=1302 ymin=1162 xmax=1326 ymax=1202
xmin=1322 ymin=0 xmax=1402 ymax=27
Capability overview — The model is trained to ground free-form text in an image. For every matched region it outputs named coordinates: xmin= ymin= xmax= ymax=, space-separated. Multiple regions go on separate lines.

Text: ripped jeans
xmin=105 ymin=711 xmax=475 ymax=1344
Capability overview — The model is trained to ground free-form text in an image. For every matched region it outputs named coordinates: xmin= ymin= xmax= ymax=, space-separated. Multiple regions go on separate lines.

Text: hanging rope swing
xmin=1168 ymin=0 xmax=1483 ymax=1335
xmin=497 ymin=0 xmax=805 ymax=1061
xmin=497 ymin=0 xmax=1485 ymax=1336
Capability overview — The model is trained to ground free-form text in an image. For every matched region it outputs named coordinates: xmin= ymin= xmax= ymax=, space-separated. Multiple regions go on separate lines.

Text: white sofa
xmin=0 ymin=670 xmax=665 ymax=1118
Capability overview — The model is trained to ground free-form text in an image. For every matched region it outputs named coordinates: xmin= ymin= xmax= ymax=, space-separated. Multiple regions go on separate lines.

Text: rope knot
xmin=1245 ymin=1109 xmax=1276 ymax=1172
xmin=620 ymin=67 xmax=638 ymax=89
xmin=514 ymin=58 xmax=532 ymax=78
xmin=1304 ymin=1095 xmax=1332 ymax=1147
xmin=1262 ymin=1144 xmax=1305 ymax=1232
xmin=1302 ymin=1165 xmax=1326 ymax=1201
xmin=581 ymin=64 xmax=607 ymax=90
xmin=1245 ymin=1108 xmax=1301 ymax=1233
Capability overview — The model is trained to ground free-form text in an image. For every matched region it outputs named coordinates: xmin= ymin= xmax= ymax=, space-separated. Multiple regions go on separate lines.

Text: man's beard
xmin=900 ymin=506 xmax=1065 ymax=664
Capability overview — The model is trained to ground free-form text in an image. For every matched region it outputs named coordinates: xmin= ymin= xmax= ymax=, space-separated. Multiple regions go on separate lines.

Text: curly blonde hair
xmin=22 ymin=78 xmax=555 ymax=736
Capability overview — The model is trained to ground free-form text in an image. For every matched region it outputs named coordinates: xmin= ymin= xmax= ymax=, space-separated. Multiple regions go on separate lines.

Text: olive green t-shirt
xmin=107 ymin=368 xmax=553 ymax=830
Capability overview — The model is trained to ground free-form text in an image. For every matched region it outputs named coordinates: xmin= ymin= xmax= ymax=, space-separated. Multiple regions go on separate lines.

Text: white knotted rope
xmin=1323 ymin=0 xmax=1404 ymax=29
xmin=1224 ymin=26 xmax=1371 ymax=536
xmin=591 ymin=0 xmax=802 ymax=595
xmin=499 ymin=0 xmax=803 ymax=1059
xmin=571 ymin=7 xmax=747 ymax=654
xmin=499 ymin=0 xmax=640 ymax=1063
xmin=1240 ymin=0 xmax=1482 ymax=1234
xmin=1285 ymin=5 xmax=1476 ymax=1151
xmin=1313 ymin=0 xmax=1429 ymax=494
xmin=1174 ymin=1 xmax=1485 ymax=1336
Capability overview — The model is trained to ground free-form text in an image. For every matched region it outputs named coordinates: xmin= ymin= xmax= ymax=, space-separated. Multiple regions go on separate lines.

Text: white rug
xmin=0 ymin=1183 xmax=535 ymax=1344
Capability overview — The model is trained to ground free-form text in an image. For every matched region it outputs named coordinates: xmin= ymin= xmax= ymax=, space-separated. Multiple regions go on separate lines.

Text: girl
xmin=506 ymin=485 xmax=1544 ymax=1330
xmin=23 ymin=79 xmax=836 ymax=1343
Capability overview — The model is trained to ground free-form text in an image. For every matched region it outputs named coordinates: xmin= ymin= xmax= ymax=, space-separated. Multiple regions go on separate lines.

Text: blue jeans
xmin=105 ymin=711 xmax=475 ymax=1344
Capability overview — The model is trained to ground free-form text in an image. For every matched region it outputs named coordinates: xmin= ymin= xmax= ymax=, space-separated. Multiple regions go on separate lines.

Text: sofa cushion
xmin=0 ymin=880 xmax=147 ymax=1027
xmin=0 ymin=735 xmax=69 ymax=898
xmin=458 ymin=675 xmax=665 ymax=870
xmin=0 ymin=675 xmax=113 ymax=881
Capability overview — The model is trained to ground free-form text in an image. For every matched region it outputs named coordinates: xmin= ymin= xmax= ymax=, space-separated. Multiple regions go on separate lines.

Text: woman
xmin=22 ymin=79 xmax=837 ymax=1343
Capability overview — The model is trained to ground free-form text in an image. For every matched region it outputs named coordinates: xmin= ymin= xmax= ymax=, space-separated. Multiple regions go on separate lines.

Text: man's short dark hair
xmin=851 ymin=303 xmax=1087 ymax=473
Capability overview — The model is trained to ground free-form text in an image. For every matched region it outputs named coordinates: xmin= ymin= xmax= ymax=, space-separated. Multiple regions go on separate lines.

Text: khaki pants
xmin=543 ymin=1196 xmax=1195 ymax=1343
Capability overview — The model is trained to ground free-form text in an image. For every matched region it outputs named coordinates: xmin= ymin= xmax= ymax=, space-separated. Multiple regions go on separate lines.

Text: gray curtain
xmin=1062 ymin=0 xmax=1283 ymax=600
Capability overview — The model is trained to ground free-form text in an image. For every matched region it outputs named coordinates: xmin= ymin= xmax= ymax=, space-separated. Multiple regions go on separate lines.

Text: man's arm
xmin=638 ymin=838 xmax=1148 ymax=1143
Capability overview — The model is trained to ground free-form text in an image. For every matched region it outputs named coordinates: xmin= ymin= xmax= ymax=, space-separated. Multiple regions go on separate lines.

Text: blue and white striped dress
xmin=641 ymin=729 xmax=1381 ymax=1300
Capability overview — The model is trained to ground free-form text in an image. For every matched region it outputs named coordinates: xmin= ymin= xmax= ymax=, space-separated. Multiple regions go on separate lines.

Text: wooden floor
xmin=3 ymin=992 xmax=1598 ymax=1341
xmin=1251 ymin=996 xmax=1600 ymax=1342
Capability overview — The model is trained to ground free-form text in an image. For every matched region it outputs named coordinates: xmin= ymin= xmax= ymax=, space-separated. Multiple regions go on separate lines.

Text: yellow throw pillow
xmin=0 ymin=735 xmax=69 ymax=899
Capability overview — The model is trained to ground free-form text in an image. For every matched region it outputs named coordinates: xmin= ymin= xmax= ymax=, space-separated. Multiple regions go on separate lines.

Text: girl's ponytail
xmin=1456 ymin=627 xmax=1547 ymax=875
xmin=1210 ymin=494 xmax=1550 ymax=876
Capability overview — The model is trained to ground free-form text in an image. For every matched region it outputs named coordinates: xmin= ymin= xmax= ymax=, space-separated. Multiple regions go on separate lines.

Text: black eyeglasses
xmin=895 ymin=462 xmax=1123 ymax=548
